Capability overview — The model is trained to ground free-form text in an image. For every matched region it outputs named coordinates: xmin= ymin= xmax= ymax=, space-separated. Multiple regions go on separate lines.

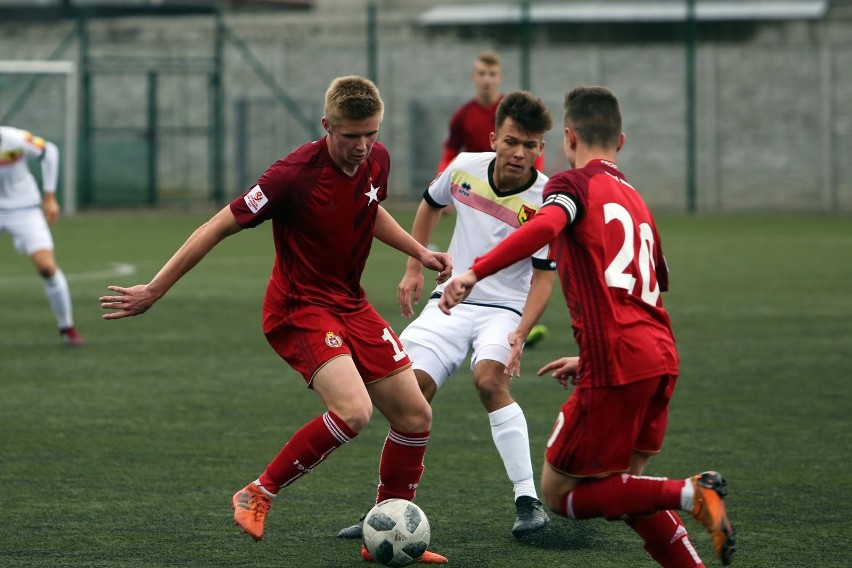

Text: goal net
xmin=0 ymin=60 xmax=78 ymax=215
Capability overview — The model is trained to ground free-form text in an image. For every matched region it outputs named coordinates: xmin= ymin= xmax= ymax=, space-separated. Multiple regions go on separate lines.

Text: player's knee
xmin=410 ymin=401 xmax=432 ymax=431
xmin=338 ymin=404 xmax=373 ymax=433
xmin=542 ymin=486 xmax=567 ymax=517
xmin=474 ymin=379 xmax=510 ymax=409
xmin=393 ymin=400 xmax=432 ymax=433
xmin=31 ymin=250 xmax=57 ymax=278
xmin=540 ymin=469 xmax=572 ymax=517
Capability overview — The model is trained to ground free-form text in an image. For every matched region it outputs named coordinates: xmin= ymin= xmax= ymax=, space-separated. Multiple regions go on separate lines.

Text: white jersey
xmin=427 ymin=152 xmax=554 ymax=313
xmin=0 ymin=126 xmax=59 ymax=209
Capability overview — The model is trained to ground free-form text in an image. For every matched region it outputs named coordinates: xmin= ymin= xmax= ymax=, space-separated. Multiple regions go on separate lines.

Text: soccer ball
xmin=362 ymin=499 xmax=431 ymax=567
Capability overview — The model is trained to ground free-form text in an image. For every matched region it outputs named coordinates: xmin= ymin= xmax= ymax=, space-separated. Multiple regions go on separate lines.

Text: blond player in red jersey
xmin=438 ymin=50 xmax=544 ymax=175
xmin=100 ymin=76 xmax=450 ymax=564
xmin=439 ymin=86 xmax=736 ymax=567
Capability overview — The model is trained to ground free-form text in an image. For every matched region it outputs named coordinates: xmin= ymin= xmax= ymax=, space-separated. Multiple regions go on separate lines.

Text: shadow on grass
xmin=514 ymin=517 xmax=603 ymax=551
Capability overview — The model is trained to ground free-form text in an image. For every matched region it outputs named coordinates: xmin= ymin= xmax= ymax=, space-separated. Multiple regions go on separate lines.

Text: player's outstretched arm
xmin=397 ymin=266 xmax=425 ymax=318
xmin=42 ymin=192 xmax=60 ymax=225
xmin=40 ymin=140 xmax=61 ymax=224
xmin=505 ymin=268 xmax=556 ymax=377
xmin=537 ymin=356 xmax=580 ymax=390
xmin=100 ymin=206 xmax=242 ymax=320
xmin=375 ymin=205 xmax=452 ymax=284
xmin=437 ymin=269 xmax=478 ymax=315
xmin=397 ymin=201 xmax=443 ymax=317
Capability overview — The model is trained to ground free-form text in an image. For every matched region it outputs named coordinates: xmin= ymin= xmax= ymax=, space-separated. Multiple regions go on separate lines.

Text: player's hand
xmin=537 ymin=356 xmax=580 ymax=390
xmin=42 ymin=194 xmax=60 ymax=225
xmin=99 ymin=284 xmax=159 ymax=319
xmin=420 ymin=250 xmax=453 ymax=284
xmin=505 ymin=329 xmax=527 ymax=378
xmin=397 ymin=267 xmax=425 ymax=318
xmin=438 ymin=269 xmax=477 ymax=315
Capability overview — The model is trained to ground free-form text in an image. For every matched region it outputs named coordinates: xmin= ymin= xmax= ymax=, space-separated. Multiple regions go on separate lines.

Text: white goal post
xmin=0 ymin=60 xmax=79 ymax=215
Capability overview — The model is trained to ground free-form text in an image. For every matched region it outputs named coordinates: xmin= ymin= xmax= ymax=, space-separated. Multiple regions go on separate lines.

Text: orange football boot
xmin=690 ymin=471 xmax=736 ymax=565
xmin=231 ymin=483 xmax=272 ymax=541
xmin=360 ymin=545 xmax=448 ymax=564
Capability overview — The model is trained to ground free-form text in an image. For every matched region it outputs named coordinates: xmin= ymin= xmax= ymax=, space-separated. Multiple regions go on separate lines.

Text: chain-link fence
xmin=1 ymin=3 xmax=849 ymax=212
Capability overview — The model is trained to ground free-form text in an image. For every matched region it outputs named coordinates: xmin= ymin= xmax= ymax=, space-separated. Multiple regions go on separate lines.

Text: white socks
xmin=253 ymin=480 xmax=277 ymax=499
xmin=43 ymin=268 xmax=73 ymax=329
xmin=489 ymin=402 xmax=537 ymax=501
xmin=680 ymin=479 xmax=695 ymax=511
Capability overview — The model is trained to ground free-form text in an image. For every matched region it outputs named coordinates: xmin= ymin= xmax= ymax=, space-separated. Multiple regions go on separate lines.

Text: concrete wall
xmin=1 ymin=0 xmax=850 ymax=212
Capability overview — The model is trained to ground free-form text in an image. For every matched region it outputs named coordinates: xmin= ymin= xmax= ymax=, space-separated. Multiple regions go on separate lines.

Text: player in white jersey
xmin=0 ymin=125 xmax=84 ymax=345
xmin=338 ymin=91 xmax=555 ymax=540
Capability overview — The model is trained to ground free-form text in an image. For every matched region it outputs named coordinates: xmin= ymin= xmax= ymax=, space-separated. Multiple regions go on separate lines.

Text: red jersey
xmin=445 ymin=97 xmax=502 ymax=155
xmin=230 ymin=137 xmax=390 ymax=318
xmin=471 ymin=159 xmax=678 ymax=388
xmin=543 ymin=159 xmax=678 ymax=387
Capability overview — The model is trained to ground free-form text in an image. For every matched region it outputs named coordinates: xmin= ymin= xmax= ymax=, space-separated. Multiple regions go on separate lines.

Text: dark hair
xmin=563 ymin=86 xmax=622 ymax=149
xmin=495 ymin=90 xmax=553 ymax=136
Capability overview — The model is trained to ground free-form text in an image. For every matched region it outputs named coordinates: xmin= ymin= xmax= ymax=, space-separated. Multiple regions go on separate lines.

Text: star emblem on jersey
xmin=364 ymin=183 xmax=380 ymax=206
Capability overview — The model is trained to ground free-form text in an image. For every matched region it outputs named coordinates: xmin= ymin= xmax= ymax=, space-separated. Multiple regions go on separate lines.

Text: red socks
xmin=376 ymin=429 xmax=429 ymax=503
xmin=562 ymin=475 xmax=704 ymax=566
xmin=565 ymin=474 xmax=684 ymax=520
xmin=627 ymin=511 xmax=704 ymax=567
xmin=258 ymin=411 xmax=356 ymax=493
xmin=256 ymin=417 xmax=429 ymax=504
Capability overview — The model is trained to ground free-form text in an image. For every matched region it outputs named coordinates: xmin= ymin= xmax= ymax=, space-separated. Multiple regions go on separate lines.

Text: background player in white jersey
xmin=0 ymin=125 xmax=83 ymax=345
xmin=339 ymin=91 xmax=555 ymax=539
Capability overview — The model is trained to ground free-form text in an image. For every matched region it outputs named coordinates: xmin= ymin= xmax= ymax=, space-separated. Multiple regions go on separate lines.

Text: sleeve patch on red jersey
xmin=244 ymin=185 xmax=268 ymax=214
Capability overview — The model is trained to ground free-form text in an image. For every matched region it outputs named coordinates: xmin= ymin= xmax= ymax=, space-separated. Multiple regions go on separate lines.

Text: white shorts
xmin=399 ymin=299 xmax=520 ymax=389
xmin=0 ymin=206 xmax=54 ymax=255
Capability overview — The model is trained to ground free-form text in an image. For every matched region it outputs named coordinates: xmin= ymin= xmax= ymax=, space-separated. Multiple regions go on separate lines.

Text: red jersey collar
xmin=587 ymin=158 xmax=619 ymax=172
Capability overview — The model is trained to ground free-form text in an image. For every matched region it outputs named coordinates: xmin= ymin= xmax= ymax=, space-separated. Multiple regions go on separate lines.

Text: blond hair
xmin=476 ymin=49 xmax=501 ymax=68
xmin=324 ymin=75 xmax=384 ymax=127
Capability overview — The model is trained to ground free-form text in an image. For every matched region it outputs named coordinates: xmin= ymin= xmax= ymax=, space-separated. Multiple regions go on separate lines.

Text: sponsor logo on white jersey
xmin=244 ymin=185 xmax=268 ymax=213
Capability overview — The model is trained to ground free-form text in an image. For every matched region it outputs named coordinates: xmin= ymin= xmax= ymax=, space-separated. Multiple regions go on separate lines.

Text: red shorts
xmin=263 ymin=302 xmax=411 ymax=385
xmin=544 ymin=375 xmax=677 ymax=478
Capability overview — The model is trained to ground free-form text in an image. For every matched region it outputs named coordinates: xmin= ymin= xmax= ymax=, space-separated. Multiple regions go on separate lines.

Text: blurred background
xmin=1 ymin=0 xmax=849 ymax=213
xmin=2 ymin=5 xmax=851 ymax=566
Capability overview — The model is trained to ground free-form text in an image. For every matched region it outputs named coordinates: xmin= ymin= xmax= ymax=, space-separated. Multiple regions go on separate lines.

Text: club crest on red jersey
xmin=324 ymin=331 xmax=343 ymax=348
xmin=518 ymin=205 xmax=537 ymax=225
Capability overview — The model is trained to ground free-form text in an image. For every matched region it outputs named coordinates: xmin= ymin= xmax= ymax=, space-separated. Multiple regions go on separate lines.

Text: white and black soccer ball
xmin=362 ymin=499 xmax=431 ymax=567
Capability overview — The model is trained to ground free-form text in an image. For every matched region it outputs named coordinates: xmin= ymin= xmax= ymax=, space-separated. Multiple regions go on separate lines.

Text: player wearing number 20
xmin=439 ymin=86 xmax=735 ymax=567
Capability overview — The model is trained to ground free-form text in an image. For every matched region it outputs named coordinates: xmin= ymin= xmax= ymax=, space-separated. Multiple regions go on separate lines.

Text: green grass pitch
xmin=1 ymin=209 xmax=850 ymax=567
